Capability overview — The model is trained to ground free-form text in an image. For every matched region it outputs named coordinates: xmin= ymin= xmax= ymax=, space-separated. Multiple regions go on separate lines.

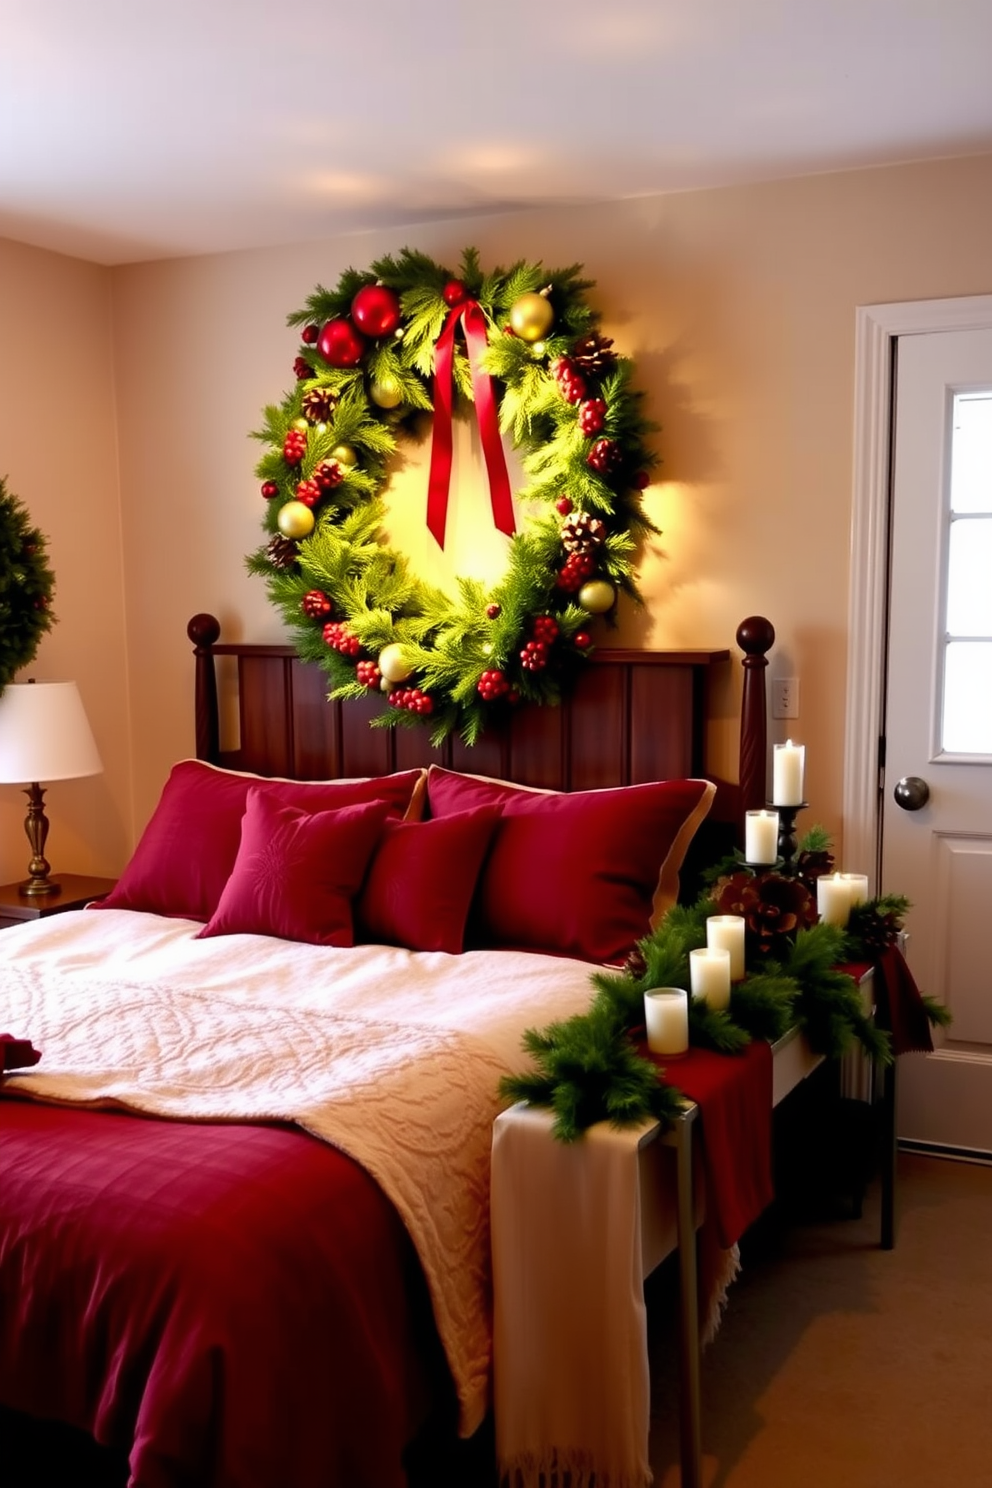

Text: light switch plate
xmin=772 ymin=677 xmax=799 ymax=720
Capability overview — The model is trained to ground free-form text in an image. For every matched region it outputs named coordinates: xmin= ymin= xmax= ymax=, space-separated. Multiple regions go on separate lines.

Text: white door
xmin=884 ymin=327 xmax=992 ymax=1155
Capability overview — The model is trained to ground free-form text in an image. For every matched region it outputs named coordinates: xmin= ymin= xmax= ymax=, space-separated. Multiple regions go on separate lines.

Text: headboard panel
xmin=188 ymin=613 xmax=775 ymax=853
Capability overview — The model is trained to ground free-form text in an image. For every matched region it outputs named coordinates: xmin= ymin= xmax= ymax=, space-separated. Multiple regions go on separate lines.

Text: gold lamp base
xmin=20 ymin=782 xmax=61 ymax=896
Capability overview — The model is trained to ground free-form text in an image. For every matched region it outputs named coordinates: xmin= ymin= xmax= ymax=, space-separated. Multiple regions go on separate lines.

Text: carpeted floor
xmin=646 ymin=1150 xmax=992 ymax=1487
xmin=5 ymin=1151 xmax=991 ymax=1486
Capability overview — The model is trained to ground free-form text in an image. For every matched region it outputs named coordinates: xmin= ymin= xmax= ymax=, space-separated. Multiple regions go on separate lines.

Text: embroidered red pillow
xmin=95 ymin=760 xmax=425 ymax=923
xmin=426 ymin=767 xmax=715 ymax=963
xmin=355 ymin=805 xmax=503 ymax=954
xmin=196 ymin=790 xmax=390 ymax=946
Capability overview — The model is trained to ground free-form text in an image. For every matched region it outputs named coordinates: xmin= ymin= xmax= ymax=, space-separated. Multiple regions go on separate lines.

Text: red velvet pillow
xmin=196 ymin=790 xmax=390 ymax=946
xmin=426 ymin=766 xmax=716 ymax=963
xmin=355 ymin=805 xmax=503 ymax=954
xmin=96 ymin=760 xmax=425 ymax=922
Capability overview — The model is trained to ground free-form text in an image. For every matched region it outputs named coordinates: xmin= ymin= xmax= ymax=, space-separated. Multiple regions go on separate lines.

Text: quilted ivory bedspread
xmin=2 ymin=908 xmax=598 ymax=1435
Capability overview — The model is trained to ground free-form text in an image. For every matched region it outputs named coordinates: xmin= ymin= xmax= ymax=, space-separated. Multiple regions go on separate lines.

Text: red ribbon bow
xmin=426 ymin=298 xmax=516 ymax=550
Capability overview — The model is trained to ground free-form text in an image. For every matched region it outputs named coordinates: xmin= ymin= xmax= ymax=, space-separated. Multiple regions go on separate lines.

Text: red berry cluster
xmin=322 ymin=621 xmax=361 ymax=656
xmin=293 ymin=357 xmax=312 ymax=380
xmin=586 ymin=437 xmax=623 ymax=478
xmin=551 ymin=356 xmax=587 ymax=405
xmin=532 ymin=614 xmax=559 ymax=645
xmin=519 ymin=640 xmax=549 ymax=672
xmin=313 ymin=459 xmax=344 ymax=492
xmin=356 ymin=660 xmax=381 ymax=689
xmin=578 ymin=398 xmax=607 ymax=436
xmin=301 ymin=589 xmax=332 ymax=619
xmin=388 ymin=687 xmax=434 ymax=716
xmin=556 ymin=552 xmax=597 ymax=591
xmin=477 ymin=669 xmax=510 ymax=700
xmin=295 ymin=479 xmax=320 ymax=507
xmin=261 ymin=480 xmax=279 ymax=500
xmin=283 ymin=428 xmax=307 ymax=465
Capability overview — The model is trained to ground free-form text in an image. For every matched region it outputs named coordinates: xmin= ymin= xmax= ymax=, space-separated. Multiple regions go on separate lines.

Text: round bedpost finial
xmin=736 ymin=615 xmax=775 ymax=658
xmin=187 ymin=613 xmax=221 ymax=649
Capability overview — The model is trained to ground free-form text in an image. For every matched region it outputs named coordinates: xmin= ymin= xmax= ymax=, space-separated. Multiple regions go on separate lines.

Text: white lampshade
xmin=0 ymin=681 xmax=103 ymax=784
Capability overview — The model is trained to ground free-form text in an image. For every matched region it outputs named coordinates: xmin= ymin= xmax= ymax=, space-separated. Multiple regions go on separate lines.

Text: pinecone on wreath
xmin=571 ymin=333 xmax=617 ymax=377
xmin=266 ymin=534 xmax=298 ymax=569
xmin=561 ymin=512 xmax=607 ymax=555
xmin=301 ymin=387 xmax=338 ymax=424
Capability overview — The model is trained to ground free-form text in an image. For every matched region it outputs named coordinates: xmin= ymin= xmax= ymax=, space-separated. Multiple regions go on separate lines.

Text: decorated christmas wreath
xmin=248 ymin=247 xmax=658 ymax=744
xmin=0 ymin=477 xmax=56 ymax=693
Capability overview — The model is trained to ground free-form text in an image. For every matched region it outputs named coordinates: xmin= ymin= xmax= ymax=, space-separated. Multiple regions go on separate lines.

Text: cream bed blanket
xmin=1 ymin=907 xmax=598 ymax=1436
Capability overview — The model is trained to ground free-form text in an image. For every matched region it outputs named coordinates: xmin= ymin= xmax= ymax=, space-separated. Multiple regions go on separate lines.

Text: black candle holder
xmin=767 ymin=801 xmax=808 ymax=876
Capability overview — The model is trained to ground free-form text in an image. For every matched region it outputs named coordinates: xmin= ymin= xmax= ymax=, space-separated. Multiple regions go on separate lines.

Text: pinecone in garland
xmin=847 ymin=904 xmax=902 ymax=960
xmin=266 ymin=534 xmax=299 ymax=569
xmin=571 ymin=333 xmax=617 ymax=377
xmin=561 ymin=511 xmax=607 ymax=555
xmin=301 ymin=387 xmax=338 ymax=424
xmin=795 ymin=847 xmax=835 ymax=897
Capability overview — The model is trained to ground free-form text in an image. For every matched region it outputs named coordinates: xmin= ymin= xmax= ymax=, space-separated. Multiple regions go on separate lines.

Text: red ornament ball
xmin=633 ymin=470 xmax=651 ymax=489
xmin=317 ymin=318 xmax=367 ymax=368
xmin=301 ymin=324 xmax=319 ymax=345
xmin=555 ymin=496 xmax=573 ymax=516
xmin=486 ymin=603 xmax=501 ymax=619
xmin=351 ymin=283 xmax=402 ymax=338
xmin=574 ymin=631 xmax=592 ymax=650
xmin=443 ymin=279 xmax=467 ymax=308
xmin=261 ymin=480 xmax=279 ymax=500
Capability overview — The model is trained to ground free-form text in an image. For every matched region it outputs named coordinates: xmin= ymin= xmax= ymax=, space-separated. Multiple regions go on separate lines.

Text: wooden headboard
xmin=187 ymin=613 xmax=775 ymax=871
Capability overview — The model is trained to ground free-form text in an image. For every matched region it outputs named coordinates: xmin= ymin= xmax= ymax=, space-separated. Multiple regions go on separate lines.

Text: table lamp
xmin=0 ymin=680 xmax=103 ymax=896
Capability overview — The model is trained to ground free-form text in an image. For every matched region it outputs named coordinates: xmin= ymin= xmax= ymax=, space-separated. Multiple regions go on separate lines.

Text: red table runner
xmin=639 ymin=1039 xmax=774 ymax=1249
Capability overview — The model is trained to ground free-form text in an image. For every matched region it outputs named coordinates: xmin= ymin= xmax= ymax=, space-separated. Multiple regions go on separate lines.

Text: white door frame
xmin=844 ymin=294 xmax=992 ymax=882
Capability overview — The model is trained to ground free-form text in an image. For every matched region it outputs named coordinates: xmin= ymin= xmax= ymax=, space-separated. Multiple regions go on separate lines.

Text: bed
xmin=0 ymin=612 xmax=773 ymax=1488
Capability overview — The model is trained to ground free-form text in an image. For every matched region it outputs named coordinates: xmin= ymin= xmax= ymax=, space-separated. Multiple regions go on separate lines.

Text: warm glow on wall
xmin=378 ymin=414 xmax=533 ymax=598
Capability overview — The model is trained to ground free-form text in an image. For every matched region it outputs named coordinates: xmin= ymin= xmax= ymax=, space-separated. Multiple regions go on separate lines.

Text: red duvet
xmin=0 ymin=1097 xmax=440 ymax=1488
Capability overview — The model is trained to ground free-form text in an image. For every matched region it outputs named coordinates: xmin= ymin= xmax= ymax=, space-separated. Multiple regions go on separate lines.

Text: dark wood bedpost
xmin=187 ymin=613 xmax=221 ymax=764
xmin=736 ymin=615 xmax=775 ymax=821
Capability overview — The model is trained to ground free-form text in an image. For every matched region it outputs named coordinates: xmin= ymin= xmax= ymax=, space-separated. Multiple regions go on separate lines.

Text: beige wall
xmin=0 ymin=238 xmax=129 ymax=885
xmin=4 ymin=153 xmax=992 ymax=881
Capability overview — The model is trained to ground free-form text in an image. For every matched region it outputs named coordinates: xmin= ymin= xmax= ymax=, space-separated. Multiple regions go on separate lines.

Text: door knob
xmin=894 ymin=775 xmax=930 ymax=811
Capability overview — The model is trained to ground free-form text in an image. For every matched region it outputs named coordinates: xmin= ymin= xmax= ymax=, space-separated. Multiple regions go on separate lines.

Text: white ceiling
xmin=3 ymin=0 xmax=992 ymax=267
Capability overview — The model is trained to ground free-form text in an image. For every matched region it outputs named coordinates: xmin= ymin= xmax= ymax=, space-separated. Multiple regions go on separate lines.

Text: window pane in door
xmin=950 ymin=392 xmax=992 ymax=514
xmin=946 ymin=517 xmax=992 ymax=634
xmin=942 ymin=640 xmax=992 ymax=753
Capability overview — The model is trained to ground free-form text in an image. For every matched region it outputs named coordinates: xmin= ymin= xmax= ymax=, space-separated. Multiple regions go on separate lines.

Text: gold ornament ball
xmin=276 ymin=500 xmax=315 ymax=540
xmin=378 ymin=641 xmax=413 ymax=684
xmin=370 ymin=376 xmax=402 ymax=409
xmin=330 ymin=443 xmax=359 ymax=468
xmin=578 ymin=579 xmax=616 ymax=614
xmin=509 ymin=291 xmax=555 ymax=343
xmin=291 ymin=417 xmax=309 ymax=433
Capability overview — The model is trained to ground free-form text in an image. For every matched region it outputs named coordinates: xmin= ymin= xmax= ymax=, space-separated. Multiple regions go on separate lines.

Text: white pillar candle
xmin=745 ymin=809 xmax=779 ymax=865
xmin=772 ymin=740 xmax=806 ymax=806
xmin=689 ymin=947 xmax=731 ymax=1010
xmin=839 ymin=872 xmax=869 ymax=906
xmin=644 ymin=988 xmax=689 ymax=1056
xmin=706 ymin=914 xmax=746 ymax=981
xmin=817 ymin=872 xmax=852 ymax=928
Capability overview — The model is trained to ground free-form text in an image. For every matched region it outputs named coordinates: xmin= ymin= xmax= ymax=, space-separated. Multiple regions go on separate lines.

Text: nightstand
xmin=0 ymin=874 xmax=117 ymax=930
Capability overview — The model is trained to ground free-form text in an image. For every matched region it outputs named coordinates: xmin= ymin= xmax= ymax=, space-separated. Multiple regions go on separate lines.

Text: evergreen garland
xmin=0 ymin=477 xmax=56 ymax=691
xmin=501 ymin=870 xmax=945 ymax=1143
xmin=248 ymin=247 xmax=658 ymax=745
